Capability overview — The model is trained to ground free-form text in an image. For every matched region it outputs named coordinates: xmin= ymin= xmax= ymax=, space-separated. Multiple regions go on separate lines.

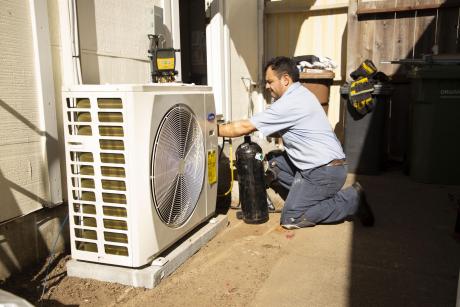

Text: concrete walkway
xmin=118 ymin=169 xmax=460 ymax=306
xmin=252 ymin=171 xmax=460 ymax=306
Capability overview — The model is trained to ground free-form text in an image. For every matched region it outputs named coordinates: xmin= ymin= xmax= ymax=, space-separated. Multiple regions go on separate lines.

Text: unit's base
xmin=67 ymin=215 xmax=228 ymax=288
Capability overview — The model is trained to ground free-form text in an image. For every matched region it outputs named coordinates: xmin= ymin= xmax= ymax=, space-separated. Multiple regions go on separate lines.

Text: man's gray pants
xmin=269 ymin=153 xmax=360 ymax=225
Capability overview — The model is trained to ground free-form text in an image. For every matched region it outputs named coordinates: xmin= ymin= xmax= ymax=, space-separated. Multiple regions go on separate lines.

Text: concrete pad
xmin=67 ymin=215 xmax=228 ymax=288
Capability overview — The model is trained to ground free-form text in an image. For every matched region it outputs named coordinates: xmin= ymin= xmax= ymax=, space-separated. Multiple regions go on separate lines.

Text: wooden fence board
xmin=437 ymin=7 xmax=460 ymax=53
xmin=357 ymin=0 xmax=460 ymax=15
xmin=413 ymin=10 xmax=436 ymax=58
xmin=394 ymin=0 xmax=419 ymax=6
xmin=392 ymin=11 xmax=416 ymax=75
xmin=346 ymin=0 xmax=359 ymax=79
xmin=358 ymin=0 xmax=396 ymax=11
xmin=356 ymin=14 xmax=376 ymax=68
xmin=373 ymin=13 xmax=397 ymax=75
xmin=415 ymin=0 xmax=440 ymax=6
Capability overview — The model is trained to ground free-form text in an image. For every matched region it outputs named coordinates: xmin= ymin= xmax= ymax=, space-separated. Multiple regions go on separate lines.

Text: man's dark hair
xmin=264 ymin=56 xmax=299 ymax=82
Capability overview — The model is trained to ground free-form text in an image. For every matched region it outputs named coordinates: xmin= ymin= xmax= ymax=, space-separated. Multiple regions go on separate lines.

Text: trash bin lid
xmin=409 ymin=64 xmax=460 ymax=79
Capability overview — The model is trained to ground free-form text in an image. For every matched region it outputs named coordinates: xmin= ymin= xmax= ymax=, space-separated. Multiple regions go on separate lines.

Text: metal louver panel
xmin=151 ymin=104 xmax=205 ymax=228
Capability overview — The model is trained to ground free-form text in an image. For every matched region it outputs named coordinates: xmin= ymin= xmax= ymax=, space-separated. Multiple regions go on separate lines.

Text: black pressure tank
xmin=235 ymin=135 xmax=269 ymax=224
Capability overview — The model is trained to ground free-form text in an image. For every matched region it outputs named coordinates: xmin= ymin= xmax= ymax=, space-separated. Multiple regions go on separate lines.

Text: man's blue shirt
xmin=250 ymin=82 xmax=345 ymax=170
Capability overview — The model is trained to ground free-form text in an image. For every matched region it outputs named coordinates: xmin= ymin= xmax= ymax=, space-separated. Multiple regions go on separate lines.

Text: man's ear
xmin=281 ymin=74 xmax=292 ymax=86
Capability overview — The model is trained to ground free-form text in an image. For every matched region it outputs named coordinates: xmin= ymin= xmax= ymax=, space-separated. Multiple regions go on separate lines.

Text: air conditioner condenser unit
xmin=62 ymin=84 xmax=218 ymax=268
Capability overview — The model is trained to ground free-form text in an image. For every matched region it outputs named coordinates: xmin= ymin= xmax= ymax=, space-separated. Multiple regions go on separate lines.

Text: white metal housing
xmin=62 ymin=84 xmax=218 ymax=267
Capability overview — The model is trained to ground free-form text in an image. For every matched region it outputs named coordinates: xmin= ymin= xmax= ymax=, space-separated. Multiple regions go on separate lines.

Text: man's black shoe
xmin=353 ymin=182 xmax=375 ymax=227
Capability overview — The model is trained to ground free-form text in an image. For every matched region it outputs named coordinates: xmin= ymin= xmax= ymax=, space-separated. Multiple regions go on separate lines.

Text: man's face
xmin=265 ymin=67 xmax=289 ymax=100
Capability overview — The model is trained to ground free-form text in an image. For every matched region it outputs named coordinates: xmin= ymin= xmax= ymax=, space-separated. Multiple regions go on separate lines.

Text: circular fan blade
xmin=152 ymin=104 xmax=205 ymax=228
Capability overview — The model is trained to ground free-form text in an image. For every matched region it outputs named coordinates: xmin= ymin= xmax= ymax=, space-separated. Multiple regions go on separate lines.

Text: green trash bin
xmin=408 ymin=65 xmax=460 ymax=184
xmin=341 ymin=82 xmax=393 ymax=175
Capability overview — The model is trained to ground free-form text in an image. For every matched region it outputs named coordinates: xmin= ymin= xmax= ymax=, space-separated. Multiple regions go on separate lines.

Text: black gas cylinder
xmin=235 ymin=135 xmax=268 ymax=224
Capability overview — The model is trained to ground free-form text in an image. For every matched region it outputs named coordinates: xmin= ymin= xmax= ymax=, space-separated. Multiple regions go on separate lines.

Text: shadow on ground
xmin=349 ymin=166 xmax=460 ymax=306
xmin=1 ymin=253 xmax=70 ymax=306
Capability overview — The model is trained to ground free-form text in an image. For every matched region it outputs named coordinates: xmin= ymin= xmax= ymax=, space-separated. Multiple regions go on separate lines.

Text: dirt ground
xmin=2 ymin=190 xmax=294 ymax=307
xmin=2 ymin=220 xmax=296 ymax=307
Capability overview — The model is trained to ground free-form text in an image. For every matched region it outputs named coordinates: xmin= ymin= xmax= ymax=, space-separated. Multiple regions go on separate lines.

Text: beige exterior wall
xmin=0 ymin=0 xmax=51 ymax=222
xmin=226 ymin=0 xmax=262 ymax=121
xmin=76 ymin=0 xmax=160 ymax=84
xmin=46 ymin=0 xmax=170 ymax=202
xmin=265 ymin=0 xmax=349 ymax=136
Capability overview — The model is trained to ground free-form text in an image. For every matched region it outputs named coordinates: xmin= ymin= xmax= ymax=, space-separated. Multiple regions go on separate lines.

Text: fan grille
xmin=151 ymin=104 xmax=205 ymax=228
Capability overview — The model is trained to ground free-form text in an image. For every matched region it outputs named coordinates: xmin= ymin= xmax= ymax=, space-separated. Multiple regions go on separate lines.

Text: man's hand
xmin=218 ymin=120 xmax=257 ymax=138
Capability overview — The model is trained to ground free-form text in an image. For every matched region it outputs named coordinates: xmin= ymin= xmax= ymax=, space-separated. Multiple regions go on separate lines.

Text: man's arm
xmin=218 ymin=120 xmax=257 ymax=138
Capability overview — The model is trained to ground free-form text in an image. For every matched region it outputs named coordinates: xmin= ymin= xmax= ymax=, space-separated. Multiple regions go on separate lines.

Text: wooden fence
xmin=346 ymin=0 xmax=460 ymax=161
